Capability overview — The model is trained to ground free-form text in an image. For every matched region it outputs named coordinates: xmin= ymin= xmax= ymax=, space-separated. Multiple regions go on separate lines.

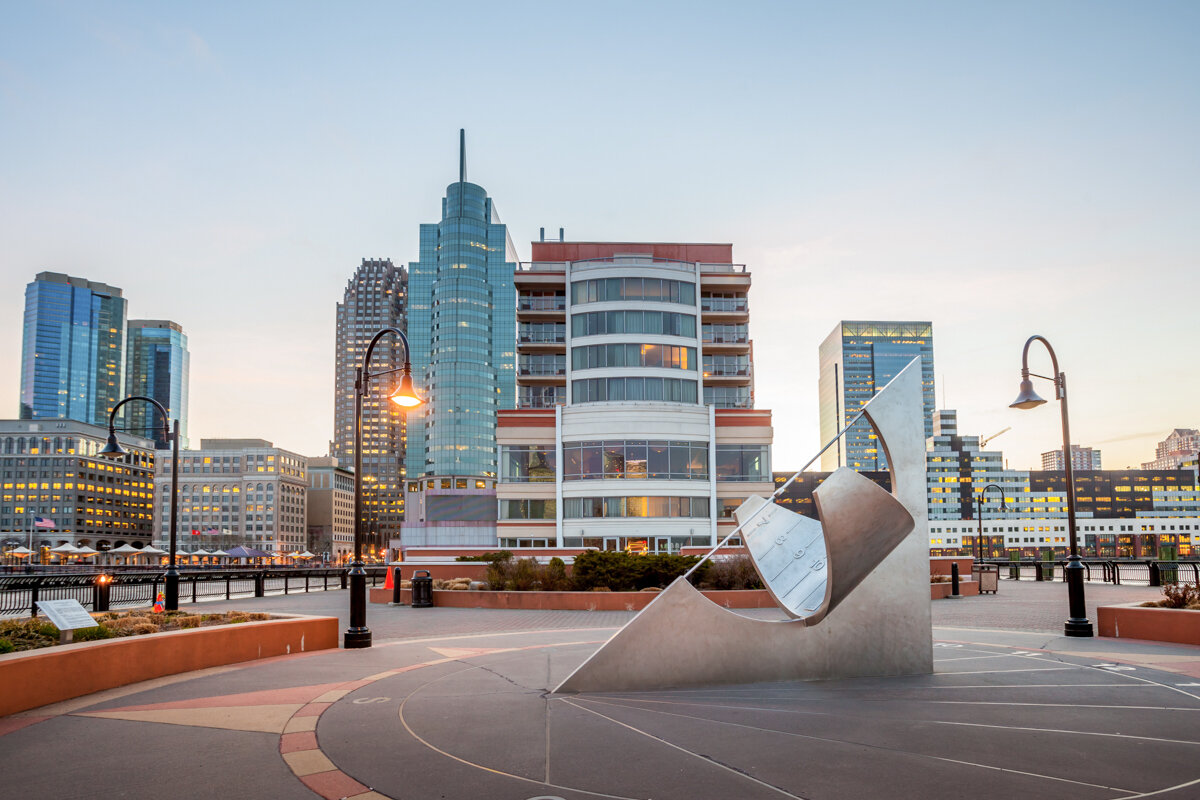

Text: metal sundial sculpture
xmin=555 ymin=359 xmax=932 ymax=693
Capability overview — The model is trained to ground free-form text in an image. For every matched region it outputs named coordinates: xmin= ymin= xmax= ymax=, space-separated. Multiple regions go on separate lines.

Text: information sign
xmin=37 ymin=599 xmax=99 ymax=631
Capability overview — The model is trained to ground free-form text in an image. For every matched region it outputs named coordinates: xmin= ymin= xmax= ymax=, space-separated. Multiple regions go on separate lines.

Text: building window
xmin=499 ymin=499 xmax=557 ymax=520
xmin=562 ymin=496 xmax=710 ymax=519
xmin=571 ymin=310 xmax=696 ymax=338
xmin=570 ymin=277 xmax=696 ymax=306
xmin=571 ymin=343 xmax=696 ymax=371
xmin=572 ymin=377 xmax=698 ymax=404
xmin=500 ymin=446 xmax=556 ymax=482
xmin=715 ymin=445 xmax=770 ymax=481
xmin=562 ymin=440 xmax=708 ymax=481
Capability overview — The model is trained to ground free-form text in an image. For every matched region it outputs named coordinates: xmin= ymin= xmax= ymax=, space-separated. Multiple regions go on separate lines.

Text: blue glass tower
xmin=19 ymin=272 xmax=127 ymax=426
xmin=405 ymin=131 xmax=517 ymax=480
xmin=125 ymin=320 xmax=190 ymax=449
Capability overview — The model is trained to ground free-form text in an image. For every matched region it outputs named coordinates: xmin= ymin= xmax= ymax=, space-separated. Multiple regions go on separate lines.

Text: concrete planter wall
xmin=370 ymin=587 xmax=776 ymax=611
xmin=0 ymin=614 xmax=338 ymax=718
xmin=930 ymin=580 xmax=979 ymax=599
xmin=1097 ymin=604 xmax=1200 ymax=645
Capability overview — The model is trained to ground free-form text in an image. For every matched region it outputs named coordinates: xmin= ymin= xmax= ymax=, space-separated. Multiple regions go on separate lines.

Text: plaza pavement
xmin=2 ymin=580 xmax=1199 ymax=799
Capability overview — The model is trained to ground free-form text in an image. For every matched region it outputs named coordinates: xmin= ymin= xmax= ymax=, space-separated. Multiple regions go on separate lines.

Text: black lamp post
xmin=974 ymin=483 xmax=1007 ymax=562
xmin=1010 ymin=335 xmax=1093 ymax=637
xmin=345 ymin=327 xmax=421 ymax=649
xmin=100 ymin=396 xmax=180 ymax=611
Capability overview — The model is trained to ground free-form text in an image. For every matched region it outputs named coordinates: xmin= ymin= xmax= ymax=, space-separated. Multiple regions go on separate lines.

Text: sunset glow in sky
xmin=2 ymin=1 xmax=1197 ymax=470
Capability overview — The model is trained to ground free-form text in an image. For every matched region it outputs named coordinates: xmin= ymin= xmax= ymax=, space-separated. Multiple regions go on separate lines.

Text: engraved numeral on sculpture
xmin=809 ymin=558 xmax=825 ymax=571
xmin=792 ymin=548 xmax=806 ymax=559
xmin=775 ymin=534 xmax=787 ymax=546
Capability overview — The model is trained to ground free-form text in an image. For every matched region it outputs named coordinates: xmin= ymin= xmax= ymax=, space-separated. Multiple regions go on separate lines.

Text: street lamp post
xmin=345 ymin=327 xmax=421 ymax=649
xmin=1010 ymin=335 xmax=1094 ymax=637
xmin=100 ymin=396 xmax=180 ymax=611
xmin=974 ymin=483 xmax=1007 ymax=563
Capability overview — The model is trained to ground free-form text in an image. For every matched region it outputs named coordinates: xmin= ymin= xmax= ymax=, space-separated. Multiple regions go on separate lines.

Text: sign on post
xmin=36 ymin=599 xmax=98 ymax=644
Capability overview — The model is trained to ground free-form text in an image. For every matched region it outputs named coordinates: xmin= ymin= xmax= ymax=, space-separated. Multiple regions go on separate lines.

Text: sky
xmin=1 ymin=0 xmax=1197 ymax=471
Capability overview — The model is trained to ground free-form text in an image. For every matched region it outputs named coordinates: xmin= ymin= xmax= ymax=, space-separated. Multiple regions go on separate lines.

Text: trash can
xmin=411 ymin=570 xmax=433 ymax=608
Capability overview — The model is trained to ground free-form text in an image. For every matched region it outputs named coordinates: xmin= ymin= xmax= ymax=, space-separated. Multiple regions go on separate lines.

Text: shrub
xmin=543 ymin=557 xmax=569 ymax=591
xmin=0 ymin=639 xmax=14 ymax=653
xmin=73 ymin=625 xmax=115 ymax=642
xmin=570 ymin=551 xmax=701 ymax=592
xmin=456 ymin=550 xmax=513 ymax=563
xmin=1160 ymin=582 xmax=1200 ymax=609
xmin=176 ymin=615 xmax=202 ymax=629
xmin=697 ymin=555 xmax=763 ymax=590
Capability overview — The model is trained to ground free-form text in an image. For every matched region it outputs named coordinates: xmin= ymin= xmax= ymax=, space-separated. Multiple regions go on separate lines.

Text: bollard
xmin=254 ymin=571 xmax=266 ymax=598
xmin=1148 ymin=561 xmax=1161 ymax=587
xmin=340 ymin=571 xmax=348 ymax=590
xmin=93 ymin=574 xmax=112 ymax=612
xmin=949 ymin=562 xmax=962 ymax=599
xmin=391 ymin=566 xmax=404 ymax=605
xmin=1034 ymin=562 xmax=1044 ymax=582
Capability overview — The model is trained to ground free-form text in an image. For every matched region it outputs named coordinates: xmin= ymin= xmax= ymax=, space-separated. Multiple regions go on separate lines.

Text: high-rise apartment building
xmin=490 ymin=240 xmax=772 ymax=553
xmin=19 ymin=272 xmax=126 ymax=427
xmin=1143 ymin=429 xmax=1200 ymax=470
xmin=819 ymin=321 xmax=935 ymax=471
xmin=124 ymin=320 xmax=189 ymax=450
xmin=1042 ymin=445 xmax=1102 ymax=471
xmin=333 ymin=258 xmax=408 ymax=552
xmin=400 ymin=132 xmax=518 ymax=547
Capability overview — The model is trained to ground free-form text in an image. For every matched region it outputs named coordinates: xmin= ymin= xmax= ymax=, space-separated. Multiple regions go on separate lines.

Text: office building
xmin=491 ymin=241 xmax=771 ymax=553
xmin=0 ymin=419 xmax=155 ymax=556
xmin=153 ymin=439 xmax=307 ymax=556
xmin=400 ymin=132 xmax=518 ymax=547
xmin=1143 ymin=429 xmax=1200 ymax=470
xmin=306 ymin=457 xmax=354 ymax=562
xmin=1041 ymin=445 xmax=1101 ymax=471
xmin=124 ymin=320 xmax=190 ymax=450
xmin=19 ymin=272 xmax=126 ymax=427
xmin=333 ymin=258 xmax=408 ymax=551
xmin=819 ymin=321 xmax=935 ymax=471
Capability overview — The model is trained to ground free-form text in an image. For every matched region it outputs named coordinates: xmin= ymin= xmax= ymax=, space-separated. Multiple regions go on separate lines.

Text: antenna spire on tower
xmin=459 ymin=128 xmax=466 ymax=183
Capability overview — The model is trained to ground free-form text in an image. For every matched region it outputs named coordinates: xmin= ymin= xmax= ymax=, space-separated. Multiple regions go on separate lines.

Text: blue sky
xmin=1 ymin=1 xmax=1197 ymax=469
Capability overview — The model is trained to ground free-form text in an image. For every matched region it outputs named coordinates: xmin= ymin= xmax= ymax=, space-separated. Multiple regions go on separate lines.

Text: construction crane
xmin=979 ymin=427 xmax=1011 ymax=449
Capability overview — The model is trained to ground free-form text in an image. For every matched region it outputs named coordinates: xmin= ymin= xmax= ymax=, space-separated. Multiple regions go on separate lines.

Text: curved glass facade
xmin=405 ymin=181 xmax=517 ymax=478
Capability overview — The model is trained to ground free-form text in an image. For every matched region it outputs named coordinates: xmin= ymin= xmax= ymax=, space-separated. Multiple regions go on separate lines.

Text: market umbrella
xmin=108 ymin=544 xmax=140 ymax=554
xmin=6 ymin=546 xmax=33 ymax=557
xmin=191 ymin=548 xmax=212 ymax=556
xmin=224 ymin=545 xmax=270 ymax=559
xmin=211 ymin=549 xmax=230 ymax=557
xmin=140 ymin=545 xmax=166 ymax=554
xmin=50 ymin=543 xmax=78 ymax=554
xmin=74 ymin=545 xmax=99 ymax=557
xmin=297 ymin=551 xmax=315 ymax=559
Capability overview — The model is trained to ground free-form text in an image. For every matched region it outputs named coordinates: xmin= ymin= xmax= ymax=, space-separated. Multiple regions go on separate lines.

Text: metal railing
xmin=0 ymin=567 xmax=387 ymax=618
xmin=983 ymin=558 xmax=1200 ymax=587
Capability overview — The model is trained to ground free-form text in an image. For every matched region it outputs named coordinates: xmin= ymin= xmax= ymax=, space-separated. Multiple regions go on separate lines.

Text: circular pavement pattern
xmin=310 ymin=634 xmax=1200 ymax=800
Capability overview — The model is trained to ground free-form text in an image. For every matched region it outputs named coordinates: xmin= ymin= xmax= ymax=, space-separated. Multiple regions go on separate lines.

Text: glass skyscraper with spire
xmin=401 ymin=131 xmax=518 ymax=547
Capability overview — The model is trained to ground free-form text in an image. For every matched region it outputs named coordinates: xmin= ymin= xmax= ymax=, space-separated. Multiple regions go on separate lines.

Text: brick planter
xmin=370 ymin=587 xmax=776 ymax=611
xmin=0 ymin=614 xmax=338 ymax=718
xmin=931 ymin=580 xmax=979 ymax=600
xmin=1097 ymin=604 xmax=1200 ymax=645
